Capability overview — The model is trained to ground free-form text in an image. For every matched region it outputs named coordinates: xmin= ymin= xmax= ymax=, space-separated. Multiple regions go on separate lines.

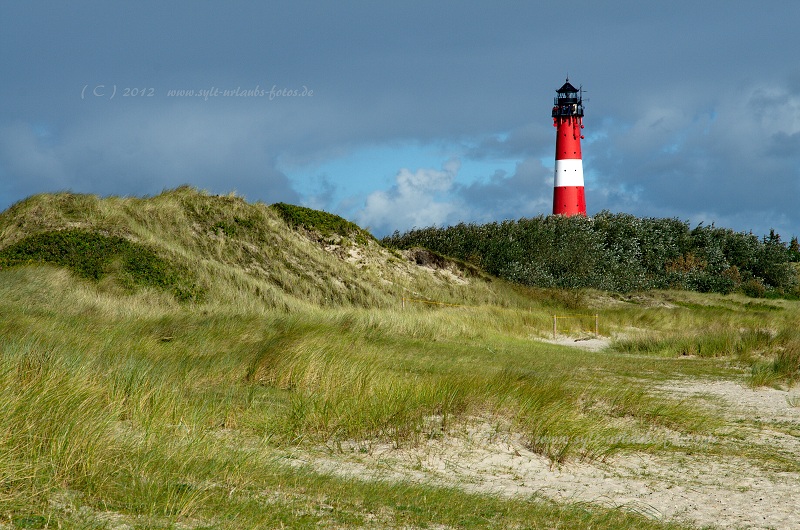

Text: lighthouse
xmin=552 ymin=79 xmax=586 ymax=216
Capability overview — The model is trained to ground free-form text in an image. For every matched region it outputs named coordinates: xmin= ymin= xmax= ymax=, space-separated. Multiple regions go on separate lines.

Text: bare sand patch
xmin=658 ymin=379 xmax=800 ymax=425
xmin=538 ymin=334 xmax=612 ymax=352
xmin=286 ymin=379 xmax=800 ymax=529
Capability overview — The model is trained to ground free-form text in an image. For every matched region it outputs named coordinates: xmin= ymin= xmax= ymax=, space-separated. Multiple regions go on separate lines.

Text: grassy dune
xmin=0 ymin=188 xmax=798 ymax=529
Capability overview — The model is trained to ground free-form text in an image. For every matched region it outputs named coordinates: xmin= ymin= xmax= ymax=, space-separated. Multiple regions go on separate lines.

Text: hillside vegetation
xmin=1 ymin=187 xmax=799 ymax=529
xmin=0 ymin=186 xmax=503 ymax=311
xmin=383 ymin=213 xmax=800 ymax=296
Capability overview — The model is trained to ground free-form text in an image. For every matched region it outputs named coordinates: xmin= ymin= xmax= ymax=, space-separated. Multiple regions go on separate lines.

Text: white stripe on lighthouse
xmin=553 ymin=158 xmax=584 ymax=187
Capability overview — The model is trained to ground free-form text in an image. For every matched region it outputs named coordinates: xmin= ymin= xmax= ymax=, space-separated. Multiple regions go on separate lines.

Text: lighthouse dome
xmin=556 ymin=81 xmax=580 ymax=104
xmin=556 ymin=81 xmax=579 ymax=94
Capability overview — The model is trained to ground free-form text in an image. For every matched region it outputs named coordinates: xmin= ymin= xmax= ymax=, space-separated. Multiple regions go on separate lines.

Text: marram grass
xmin=0 ymin=268 xmax=726 ymax=528
xmin=1 ymin=188 xmax=798 ymax=528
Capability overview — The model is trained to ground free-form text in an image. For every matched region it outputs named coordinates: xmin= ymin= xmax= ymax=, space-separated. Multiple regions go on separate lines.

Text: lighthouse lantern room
xmin=551 ymin=79 xmax=586 ymax=216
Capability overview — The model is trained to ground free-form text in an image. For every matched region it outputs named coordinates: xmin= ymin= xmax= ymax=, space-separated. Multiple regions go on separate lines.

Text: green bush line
xmin=0 ymin=229 xmax=202 ymax=301
xmin=383 ymin=212 xmax=799 ymax=296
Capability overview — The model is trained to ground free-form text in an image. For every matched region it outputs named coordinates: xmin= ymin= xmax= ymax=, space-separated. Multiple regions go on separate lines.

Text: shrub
xmin=383 ymin=214 xmax=797 ymax=296
xmin=0 ymin=229 xmax=203 ymax=301
xmin=271 ymin=203 xmax=373 ymax=243
xmin=741 ymin=278 xmax=766 ymax=298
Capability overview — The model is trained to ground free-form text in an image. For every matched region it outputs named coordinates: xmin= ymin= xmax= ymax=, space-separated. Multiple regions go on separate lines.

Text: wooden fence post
xmin=553 ymin=315 xmax=557 ymax=339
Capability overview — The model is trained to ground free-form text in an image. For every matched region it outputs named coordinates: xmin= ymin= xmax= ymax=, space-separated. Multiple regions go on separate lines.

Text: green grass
xmin=606 ymin=292 xmax=800 ymax=386
xmin=270 ymin=201 xmax=374 ymax=244
xmin=1 ymin=188 xmax=799 ymax=528
xmin=0 ymin=267 xmax=710 ymax=528
xmin=0 ymin=228 xmax=203 ymax=301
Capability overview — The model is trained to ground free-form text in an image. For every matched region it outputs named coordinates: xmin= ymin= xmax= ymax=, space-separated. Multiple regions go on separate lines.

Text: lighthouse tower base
xmin=553 ymin=186 xmax=586 ymax=216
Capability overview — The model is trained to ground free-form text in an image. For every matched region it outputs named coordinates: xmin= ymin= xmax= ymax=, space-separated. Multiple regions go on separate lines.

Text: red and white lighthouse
xmin=552 ymin=79 xmax=586 ymax=216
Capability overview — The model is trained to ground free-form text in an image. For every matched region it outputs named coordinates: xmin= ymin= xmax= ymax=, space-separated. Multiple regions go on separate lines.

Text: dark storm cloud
xmin=455 ymin=158 xmax=553 ymax=221
xmin=587 ymin=79 xmax=800 ymax=229
xmin=0 ymin=1 xmax=799 ymax=239
xmin=0 ymin=105 xmax=300 ymax=203
xmin=465 ymin=125 xmax=553 ymax=161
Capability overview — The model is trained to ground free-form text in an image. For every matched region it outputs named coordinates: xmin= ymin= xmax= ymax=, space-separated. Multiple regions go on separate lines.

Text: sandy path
xmin=288 ymin=379 xmax=800 ymax=529
xmin=539 ymin=334 xmax=611 ymax=352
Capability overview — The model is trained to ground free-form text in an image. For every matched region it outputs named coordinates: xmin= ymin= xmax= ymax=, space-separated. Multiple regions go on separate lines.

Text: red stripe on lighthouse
xmin=553 ymin=186 xmax=586 ymax=216
xmin=555 ymin=117 xmax=582 ymax=160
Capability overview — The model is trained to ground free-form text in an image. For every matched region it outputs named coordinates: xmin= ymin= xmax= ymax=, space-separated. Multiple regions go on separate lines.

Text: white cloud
xmin=357 ymin=159 xmax=462 ymax=235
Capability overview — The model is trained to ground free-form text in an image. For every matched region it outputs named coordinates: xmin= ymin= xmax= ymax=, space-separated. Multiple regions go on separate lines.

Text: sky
xmin=1 ymin=1 xmax=799 ymax=239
